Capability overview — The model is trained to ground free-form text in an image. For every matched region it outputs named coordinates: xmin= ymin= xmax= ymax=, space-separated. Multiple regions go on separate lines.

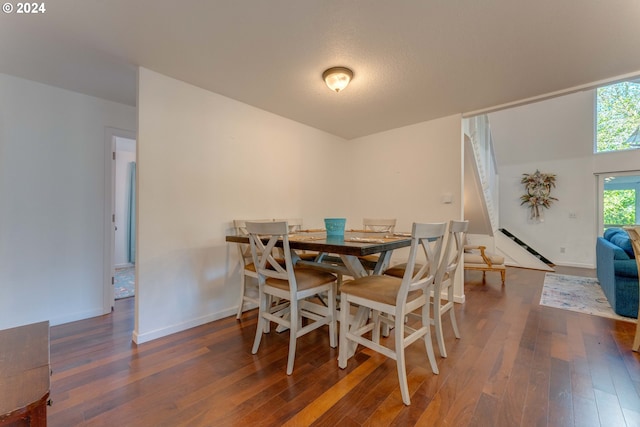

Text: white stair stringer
xmin=495 ymin=230 xmax=554 ymax=272
xmin=464 ymin=137 xmax=493 ymax=236
xmin=465 ymin=115 xmax=499 ymax=234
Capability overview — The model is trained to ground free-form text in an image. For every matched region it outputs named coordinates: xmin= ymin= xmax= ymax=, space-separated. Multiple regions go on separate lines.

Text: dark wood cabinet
xmin=0 ymin=322 xmax=50 ymax=427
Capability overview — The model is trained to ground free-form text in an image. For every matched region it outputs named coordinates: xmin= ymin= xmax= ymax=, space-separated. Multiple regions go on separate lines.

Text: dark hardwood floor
xmin=48 ymin=266 xmax=640 ymax=426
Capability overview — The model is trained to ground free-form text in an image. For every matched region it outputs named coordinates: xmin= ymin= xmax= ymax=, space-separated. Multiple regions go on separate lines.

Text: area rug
xmin=540 ymin=273 xmax=635 ymax=323
xmin=114 ymin=266 xmax=135 ymax=299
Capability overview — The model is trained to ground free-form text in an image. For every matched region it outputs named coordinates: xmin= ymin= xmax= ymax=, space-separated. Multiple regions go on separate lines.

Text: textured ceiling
xmin=2 ymin=1 xmax=640 ymax=139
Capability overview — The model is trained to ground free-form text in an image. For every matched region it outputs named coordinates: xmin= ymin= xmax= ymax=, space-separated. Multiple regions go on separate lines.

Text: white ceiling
xmin=2 ymin=1 xmax=640 ymax=139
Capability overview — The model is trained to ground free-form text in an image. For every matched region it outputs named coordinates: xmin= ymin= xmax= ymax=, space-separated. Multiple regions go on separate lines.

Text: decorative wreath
xmin=520 ymin=170 xmax=558 ymax=220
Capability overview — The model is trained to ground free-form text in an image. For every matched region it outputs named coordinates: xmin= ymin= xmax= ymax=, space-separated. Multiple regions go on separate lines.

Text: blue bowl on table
xmin=324 ymin=218 xmax=346 ymax=236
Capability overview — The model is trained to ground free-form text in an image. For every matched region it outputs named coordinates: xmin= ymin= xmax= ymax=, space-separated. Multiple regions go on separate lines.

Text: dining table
xmin=225 ymin=229 xmax=412 ymax=278
xmin=226 ymin=227 xmax=413 ymax=352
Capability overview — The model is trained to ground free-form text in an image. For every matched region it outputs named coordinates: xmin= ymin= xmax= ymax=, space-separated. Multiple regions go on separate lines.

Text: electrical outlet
xmin=560 ymin=247 xmax=566 ymax=253
xmin=569 ymin=212 xmax=577 ymax=219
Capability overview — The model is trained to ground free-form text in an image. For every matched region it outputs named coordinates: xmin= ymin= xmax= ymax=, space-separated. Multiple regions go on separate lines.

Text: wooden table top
xmin=0 ymin=321 xmax=50 ymax=416
xmin=225 ymin=231 xmax=411 ymax=257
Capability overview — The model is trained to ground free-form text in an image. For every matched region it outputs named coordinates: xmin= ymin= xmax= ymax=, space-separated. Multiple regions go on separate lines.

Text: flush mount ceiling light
xmin=322 ymin=67 xmax=353 ymax=93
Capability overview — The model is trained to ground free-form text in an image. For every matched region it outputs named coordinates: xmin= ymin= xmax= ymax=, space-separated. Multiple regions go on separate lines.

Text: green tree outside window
xmin=603 ymin=189 xmax=636 ymax=226
xmin=596 ymin=82 xmax=640 ymax=152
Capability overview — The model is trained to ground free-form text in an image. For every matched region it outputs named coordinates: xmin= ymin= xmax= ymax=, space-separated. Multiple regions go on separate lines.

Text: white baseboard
xmin=49 ymin=307 xmax=106 ymax=326
xmin=132 ymin=306 xmax=238 ymax=344
xmin=552 ymin=262 xmax=596 ymax=269
xmin=115 ymin=262 xmax=134 ymax=269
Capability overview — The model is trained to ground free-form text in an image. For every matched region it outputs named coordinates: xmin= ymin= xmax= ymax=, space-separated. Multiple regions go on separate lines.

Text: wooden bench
xmin=0 ymin=322 xmax=50 ymax=427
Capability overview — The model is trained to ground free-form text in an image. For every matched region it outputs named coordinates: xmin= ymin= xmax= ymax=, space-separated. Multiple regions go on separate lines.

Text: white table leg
xmin=339 ymin=255 xmax=368 ymax=278
xmin=372 ymin=250 xmax=392 ymax=275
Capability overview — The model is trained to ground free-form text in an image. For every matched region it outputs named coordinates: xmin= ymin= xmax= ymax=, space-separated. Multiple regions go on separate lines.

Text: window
xmin=596 ymin=81 xmax=640 ymax=153
xmin=603 ymin=188 xmax=635 ymax=227
xmin=599 ymin=174 xmax=640 ymax=232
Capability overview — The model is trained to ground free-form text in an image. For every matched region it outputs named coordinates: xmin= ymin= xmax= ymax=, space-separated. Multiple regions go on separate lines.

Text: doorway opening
xmin=114 ymin=136 xmax=136 ymax=300
xmin=104 ymin=127 xmax=136 ymax=314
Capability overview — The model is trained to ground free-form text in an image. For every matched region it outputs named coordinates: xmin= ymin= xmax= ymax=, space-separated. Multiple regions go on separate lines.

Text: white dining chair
xmin=384 ymin=220 xmax=469 ymax=358
xmin=233 ymin=219 xmax=271 ymax=319
xmin=274 ymin=218 xmax=319 ymax=261
xmin=233 ymin=220 xmax=258 ymax=319
xmin=338 ymin=222 xmax=446 ymax=405
xmin=247 ymin=221 xmax=337 ymax=375
xmin=358 ymin=218 xmax=398 ymax=268
xmin=273 ymin=217 xmax=303 ymax=233
xmin=363 ymin=218 xmax=397 ymax=233
xmin=432 ymin=220 xmax=469 ymax=358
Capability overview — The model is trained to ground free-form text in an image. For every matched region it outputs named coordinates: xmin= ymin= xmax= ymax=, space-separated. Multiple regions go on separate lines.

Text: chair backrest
xmin=363 ymin=218 xmax=397 ymax=233
xmin=436 ymin=220 xmax=470 ymax=283
xmin=272 ymin=219 xmax=304 ymax=259
xmin=233 ymin=219 xmax=271 ymax=268
xmin=234 ymin=219 xmax=275 ymax=236
xmin=397 ymin=222 xmax=447 ymax=305
xmin=274 ymin=218 xmax=303 ymax=233
xmin=273 ymin=218 xmax=302 ymax=233
xmin=246 ymin=221 xmax=298 ymax=292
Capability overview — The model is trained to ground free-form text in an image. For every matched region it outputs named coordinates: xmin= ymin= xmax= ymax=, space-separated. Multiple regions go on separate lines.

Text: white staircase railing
xmin=464 ymin=115 xmax=554 ymax=271
xmin=465 ymin=115 xmax=499 ymax=234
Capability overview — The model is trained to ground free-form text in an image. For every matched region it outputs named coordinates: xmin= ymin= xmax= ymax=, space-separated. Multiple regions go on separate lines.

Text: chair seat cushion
xmin=383 ymin=263 xmax=424 ymax=278
xmin=297 ymin=252 xmax=319 ymax=261
xmin=464 ymin=253 xmax=505 ymax=265
xmin=340 ymin=275 xmax=422 ymax=306
xmin=265 ymin=267 xmax=335 ymax=291
xmin=358 ymin=254 xmax=381 ymax=263
xmin=245 ymin=259 xmax=286 ymax=272
xmin=385 ymin=263 xmax=451 ymax=282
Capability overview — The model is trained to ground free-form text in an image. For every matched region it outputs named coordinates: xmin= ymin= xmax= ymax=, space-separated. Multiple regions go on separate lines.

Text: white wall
xmin=0 ymin=73 xmax=136 ymax=329
xmin=135 ymin=68 xmax=349 ymax=343
xmin=0 ymin=66 xmax=464 ymax=336
xmin=346 ymin=116 xmax=465 ymax=299
xmin=489 ymin=90 xmax=640 ymax=268
xmin=136 ymin=68 xmax=465 ymax=342
xmin=346 ymin=116 xmax=463 ymax=229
